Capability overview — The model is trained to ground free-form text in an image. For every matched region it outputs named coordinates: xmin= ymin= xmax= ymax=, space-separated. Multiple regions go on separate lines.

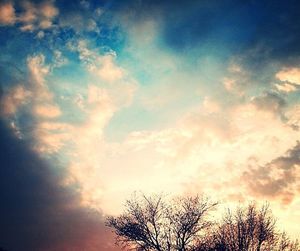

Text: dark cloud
xmin=3 ymin=0 xmax=300 ymax=66
xmin=0 ymin=120 xmax=118 ymax=251
xmin=112 ymin=0 xmax=258 ymax=54
xmin=243 ymin=141 xmax=300 ymax=205
xmin=111 ymin=0 xmax=300 ymax=70
xmin=251 ymin=92 xmax=287 ymax=120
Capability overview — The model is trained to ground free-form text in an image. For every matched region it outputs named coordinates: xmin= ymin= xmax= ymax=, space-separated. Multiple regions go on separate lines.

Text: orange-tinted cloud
xmin=0 ymin=2 xmax=15 ymax=25
xmin=1 ymin=85 xmax=31 ymax=116
xmin=34 ymin=104 xmax=61 ymax=118
xmin=0 ymin=0 xmax=58 ymax=31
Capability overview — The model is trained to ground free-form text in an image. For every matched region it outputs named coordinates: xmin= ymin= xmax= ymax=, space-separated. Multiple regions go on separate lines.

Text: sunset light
xmin=1 ymin=1 xmax=300 ymax=250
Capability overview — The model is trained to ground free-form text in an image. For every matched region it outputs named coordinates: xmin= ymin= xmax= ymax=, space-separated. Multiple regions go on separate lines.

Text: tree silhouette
xmin=196 ymin=203 xmax=299 ymax=251
xmin=106 ymin=194 xmax=217 ymax=251
xmin=107 ymin=194 xmax=299 ymax=251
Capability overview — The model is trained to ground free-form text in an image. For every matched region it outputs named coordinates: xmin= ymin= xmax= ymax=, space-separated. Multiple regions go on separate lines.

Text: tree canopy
xmin=106 ymin=194 xmax=216 ymax=251
xmin=106 ymin=194 xmax=299 ymax=251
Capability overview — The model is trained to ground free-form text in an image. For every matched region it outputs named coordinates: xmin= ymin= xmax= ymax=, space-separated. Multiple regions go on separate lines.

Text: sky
xmin=0 ymin=0 xmax=300 ymax=250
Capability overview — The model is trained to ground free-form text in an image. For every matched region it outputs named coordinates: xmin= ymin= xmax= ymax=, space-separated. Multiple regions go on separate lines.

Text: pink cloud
xmin=40 ymin=1 xmax=59 ymax=19
xmin=0 ymin=2 xmax=15 ymax=25
xmin=34 ymin=104 xmax=62 ymax=118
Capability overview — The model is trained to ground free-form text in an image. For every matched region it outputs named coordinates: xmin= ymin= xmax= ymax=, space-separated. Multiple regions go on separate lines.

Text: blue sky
xmin=1 ymin=0 xmax=300 ymax=250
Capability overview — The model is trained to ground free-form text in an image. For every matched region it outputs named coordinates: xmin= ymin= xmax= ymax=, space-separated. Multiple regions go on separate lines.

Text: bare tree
xmin=276 ymin=232 xmax=300 ymax=251
xmin=106 ymin=193 xmax=217 ymax=251
xmin=200 ymin=203 xmax=300 ymax=251
xmin=107 ymin=195 xmax=299 ymax=251
xmin=206 ymin=203 xmax=276 ymax=251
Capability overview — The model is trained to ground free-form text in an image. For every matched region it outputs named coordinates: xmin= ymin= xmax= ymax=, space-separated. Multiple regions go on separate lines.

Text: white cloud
xmin=1 ymin=55 xmax=53 ymax=115
xmin=276 ymin=67 xmax=300 ymax=85
xmin=53 ymin=50 xmax=68 ymax=68
xmin=20 ymin=23 xmax=34 ymax=31
xmin=275 ymin=82 xmax=297 ymax=93
xmin=94 ymin=55 xmax=124 ymax=82
xmin=36 ymin=30 xmax=45 ymax=39
xmin=27 ymin=54 xmax=52 ymax=99
xmin=70 ymin=40 xmax=125 ymax=83
xmin=285 ymin=104 xmax=300 ymax=130
xmin=90 ymin=96 xmax=299 ymax=215
xmin=0 ymin=56 xmax=67 ymax=155
xmin=202 ymin=96 xmax=220 ymax=113
xmin=223 ymin=77 xmax=236 ymax=92
xmin=27 ymin=54 xmax=67 ymax=152
xmin=1 ymin=44 xmax=138 ymax=206
xmin=222 ymin=62 xmax=250 ymax=96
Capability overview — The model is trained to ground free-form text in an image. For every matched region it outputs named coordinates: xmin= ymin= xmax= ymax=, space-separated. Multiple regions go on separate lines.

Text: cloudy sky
xmin=1 ymin=0 xmax=300 ymax=250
